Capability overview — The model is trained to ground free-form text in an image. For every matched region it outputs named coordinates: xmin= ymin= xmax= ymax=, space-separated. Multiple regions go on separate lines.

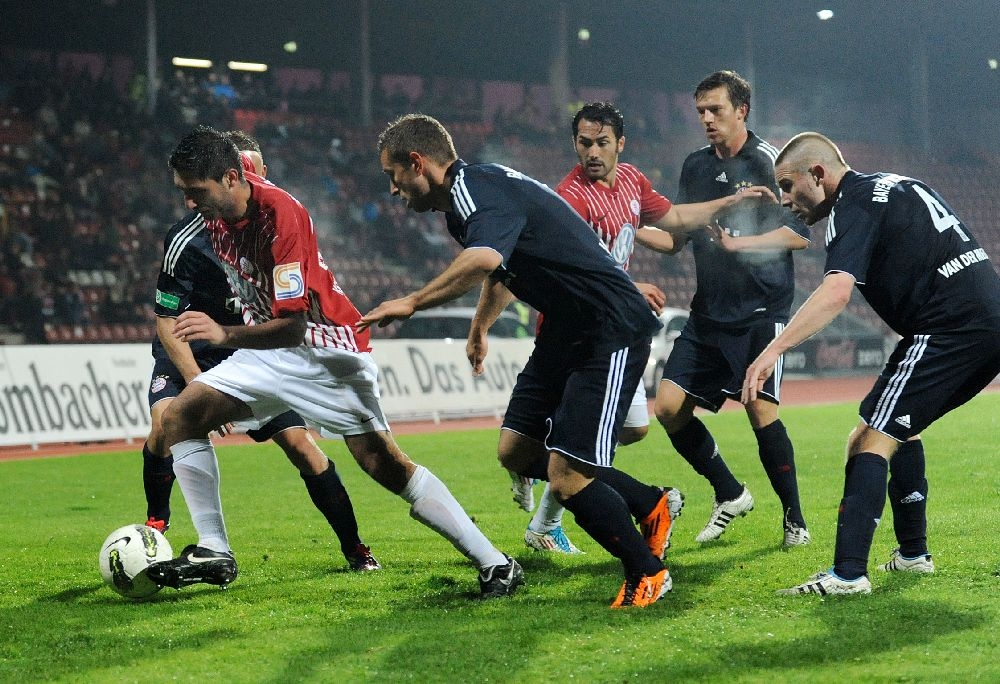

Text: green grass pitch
xmin=2 ymin=393 xmax=999 ymax=682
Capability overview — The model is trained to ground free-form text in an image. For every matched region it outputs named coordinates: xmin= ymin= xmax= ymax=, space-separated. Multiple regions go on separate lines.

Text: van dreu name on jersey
xmin=937 ymin=247 xmax=990 ymax=278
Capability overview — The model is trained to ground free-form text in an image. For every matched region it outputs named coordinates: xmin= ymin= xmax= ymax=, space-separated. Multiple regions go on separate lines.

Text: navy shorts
xmin=861 ymin=331 xmax=1000 ymax=441
xmin=662 ymin=315 xmax=787 ymax=411
xmin=147 ymin=352 xmax=306 ymax=443
xmin=502 ymin=337 xmax=650 ymax=468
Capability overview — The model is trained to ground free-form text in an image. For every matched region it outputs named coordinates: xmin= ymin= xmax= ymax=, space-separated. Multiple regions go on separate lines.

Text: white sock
xmin=170 ymin=439 xmax=231 ymax=554
xmin=529 ymin=482 xmax=565 ymax=534
xmin=401 ymin=465 xmax=507 ymax=570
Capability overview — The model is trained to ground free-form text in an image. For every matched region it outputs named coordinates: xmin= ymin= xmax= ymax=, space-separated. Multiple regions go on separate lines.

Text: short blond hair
xmin=775 ymin=132 xmax=848 ymax=173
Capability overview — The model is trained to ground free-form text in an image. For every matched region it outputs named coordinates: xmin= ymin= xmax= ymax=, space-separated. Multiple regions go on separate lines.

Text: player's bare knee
xmin=618 ymin=425 xmax=648 ymax=446
xmin=275 ymin=430 xmax=327 ymax=476
xmin=845 ymin=423 xmax=897 ymax=461
xmin=653 ymin=387 xmax=691 ymax=431
xmin=547 ymin=454 xmax=594 ymax=501
xmin=497 ymin=429 xmax=544 ymax=473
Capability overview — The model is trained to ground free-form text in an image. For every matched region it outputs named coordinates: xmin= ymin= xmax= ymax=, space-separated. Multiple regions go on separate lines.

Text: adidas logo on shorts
xmin=894 ymin=414 xmax=911 ymax=428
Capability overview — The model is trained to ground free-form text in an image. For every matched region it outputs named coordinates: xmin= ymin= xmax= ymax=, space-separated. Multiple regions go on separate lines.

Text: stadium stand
xmin=1 ymin=47 xmax=997 ymax=349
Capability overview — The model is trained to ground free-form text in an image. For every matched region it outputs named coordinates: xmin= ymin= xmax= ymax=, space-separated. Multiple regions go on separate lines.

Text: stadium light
xmin=228 ymin=61 xmax=268 ymax=72
xmin=284 ymin=41 xmax=298 ymax=53
xmin=817 ymin=9 xmax=834 ymax=20
xmin=171 ymin=57 xmax=213 ymax=68
xmin=989 ymin=58 xmax=998 ymax=70
xmin=577 ymin=27 xmax=590 ymax=42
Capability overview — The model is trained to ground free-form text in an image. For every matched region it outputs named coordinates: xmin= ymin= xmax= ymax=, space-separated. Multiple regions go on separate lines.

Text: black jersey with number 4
xmin=443 ymin=159 xmax=661 ymax=352
xmin=152 ymin=211 xmax=242 ymax=358
xmin=678 ymin=131 xmax=810 ymax=326
xmin=826 ymin=171 xmax=1000 ymax=336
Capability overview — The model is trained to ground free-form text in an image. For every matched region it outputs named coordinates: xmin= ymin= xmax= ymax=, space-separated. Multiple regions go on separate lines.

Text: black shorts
xmin=147 ymin=351 xmax=306 ymax=443
xmin=861 ymin=331 xmax=1000 ymax=441
xmin=662 ymin=315 xmax=786 ymax=412
xmin=502 ymin=337 xmax=650 ymax=468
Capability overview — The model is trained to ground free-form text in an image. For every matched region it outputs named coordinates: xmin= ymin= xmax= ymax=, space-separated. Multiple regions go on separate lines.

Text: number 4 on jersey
xmin=912 ymin=184 xmax=969 ymax=242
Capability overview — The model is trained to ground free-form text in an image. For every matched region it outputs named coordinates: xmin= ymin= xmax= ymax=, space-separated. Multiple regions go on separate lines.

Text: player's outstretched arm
xmin=742 ymin=272 xmax=854 ymax=403
xmin=656 ymin=185 xmax=778 ymax=234
xmin=358 ymin=247 xmax=503 ymax=331
xmin=710 ymin=224 xmax=810 ymax=253
xmin=635 ymin=226 xmax=683 ymax=254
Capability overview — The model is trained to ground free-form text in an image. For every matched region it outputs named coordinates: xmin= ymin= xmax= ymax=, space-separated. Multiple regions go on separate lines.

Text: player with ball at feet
xmin=147 ymin=125 xmax=522 ymax=600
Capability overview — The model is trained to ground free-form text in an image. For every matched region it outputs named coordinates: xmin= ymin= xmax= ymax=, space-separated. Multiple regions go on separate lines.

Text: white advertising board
xmin=0 ymin=339 xmax=533 ymax=448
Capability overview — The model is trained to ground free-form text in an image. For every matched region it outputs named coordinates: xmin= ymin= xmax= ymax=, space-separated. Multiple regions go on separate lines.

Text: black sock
xmin=833 ymin=452 xmax=888 ymax=580
xmin=561 ymin=480 xmax=661 ymax=576
xmin=669 ymin=417 xmax=741 ymax=502
xmin=887 ymin=440 xmax=928 ymax=557
xmin=594 ymin=468 xmax=663 ymax=521
xmin=302 ymin=459 xmax=362 ymax=556
xmin=142 ymin=443 xmax=175 ymax=522
xmin=755 ymin=420 xmax=805 ymax=528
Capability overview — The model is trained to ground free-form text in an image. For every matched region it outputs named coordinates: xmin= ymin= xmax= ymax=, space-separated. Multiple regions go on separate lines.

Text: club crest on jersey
xmin=630 ymin=199 xmax=641 ymax=216
xmin=734 ymin=180 xmax=755 ymax=193
xmin=274 ymin=262 xmax=304 ymax=300
xmin=150 ymin=375 xmax=168 ymax=394
xmin=239 ymin=256 xmax=255 ymax=275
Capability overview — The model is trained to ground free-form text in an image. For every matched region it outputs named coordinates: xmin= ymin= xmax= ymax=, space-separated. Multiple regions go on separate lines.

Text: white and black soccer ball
xmin=98 ymin=524 xmax=173 ymax=599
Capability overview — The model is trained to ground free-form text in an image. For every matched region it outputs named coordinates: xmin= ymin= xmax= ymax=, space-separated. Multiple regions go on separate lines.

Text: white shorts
xmin=194 ymin=346 xmax=389 ymax=436
xmin=623 ymin=381 xmax=650 ymax=429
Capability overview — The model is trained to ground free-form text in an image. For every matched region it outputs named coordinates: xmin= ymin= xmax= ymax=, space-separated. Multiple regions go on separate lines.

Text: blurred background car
xmin=644 ymin=307 xmax=689 ymax=397
xmin=394 ymin=307 xmax=532 ymax=340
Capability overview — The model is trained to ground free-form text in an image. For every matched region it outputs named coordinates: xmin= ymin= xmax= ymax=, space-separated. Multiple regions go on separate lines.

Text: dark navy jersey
xmin=826 ymin=170 xmax=1000 ymax=336
xmin=443 ymin=160 xmax=661 ymax=351
xmin=152 ymin=211 xmax=242 ymax=358
xmin=677 ymin=131 xmax=809 ymax=326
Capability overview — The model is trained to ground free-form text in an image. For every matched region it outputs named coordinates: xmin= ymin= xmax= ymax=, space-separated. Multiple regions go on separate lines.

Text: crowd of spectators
xmin=1 ymin=48 xmax=997 ymax=346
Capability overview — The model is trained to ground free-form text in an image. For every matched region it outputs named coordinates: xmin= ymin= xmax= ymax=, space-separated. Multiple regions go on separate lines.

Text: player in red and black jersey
xmin=654 ymin=71 xmax=812 ymax=548
xmin=142 ymin=132 xmax=379 ymax=573
xmin=147 ymin=126 xmax=520 ymax=600
xmin=747 ymin=132 xmax=1000 ymax=595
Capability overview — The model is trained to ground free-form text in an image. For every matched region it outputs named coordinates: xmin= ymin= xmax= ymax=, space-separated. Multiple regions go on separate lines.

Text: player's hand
xmin=739 ymin=185 xmax=779 ymax=203
xmin=174 ymin=311 xmax=227 ymax=345
xmin=635 ymin=281 xmax=666 ymax=314
xmin=466 ymin=328 xmax=489 ymax=375
xmin=707 ymin=223 xmax=737 ymax=251
xmin=214 ymin=422 xmax=235 ymax=438
xmin=357 ymin=297 xmax=416 ymax=331
xmin=741 ymin=350 xmax=779 ymax=403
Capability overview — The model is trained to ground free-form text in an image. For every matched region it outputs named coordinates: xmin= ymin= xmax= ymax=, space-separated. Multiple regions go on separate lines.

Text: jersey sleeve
xmin=154 ymin=232 xmax=203 ymax=317
xmin=455 ymin=170 xmax=527 ymax=262
xmin=638 ymin=174 xmax=672 ymax=224
xmin=824 ymin=199 xmax=879 ymax=284
xmin=464 ymin=203 xmax=528 ymax=262
xmin=267 ymin=196 xmax=314 ymax=318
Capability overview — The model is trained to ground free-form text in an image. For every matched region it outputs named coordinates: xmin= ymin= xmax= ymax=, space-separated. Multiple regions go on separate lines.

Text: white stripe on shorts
xmin=595 ymin=347 xmax=629 ymax=467
xmin=772 ymin=322 xmax=785 ymax=402
xmin=870 ymin=334 xmax=929 ymax=431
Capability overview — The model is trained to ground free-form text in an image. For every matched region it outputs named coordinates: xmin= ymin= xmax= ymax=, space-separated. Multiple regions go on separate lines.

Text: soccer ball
xmin=98 ymin=524 xmax=173 ymax=599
